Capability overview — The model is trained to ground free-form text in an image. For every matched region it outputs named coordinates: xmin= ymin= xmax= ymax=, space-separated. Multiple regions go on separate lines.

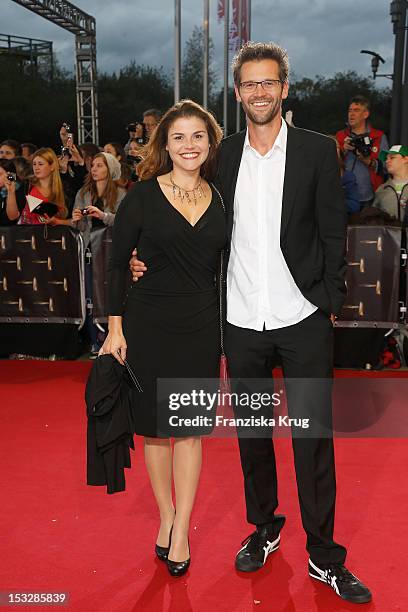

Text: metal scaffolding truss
xmin=75 ymin=35 xmax=98 ymax=144
xmin=11 ymin=0 xmax=99 ymax=144
xmin=0 ymin=32 xmax=53 ymax=78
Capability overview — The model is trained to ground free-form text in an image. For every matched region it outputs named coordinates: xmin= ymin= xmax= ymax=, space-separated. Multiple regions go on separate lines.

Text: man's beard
xmin=241 ymin=96 xmax=282 ymax=125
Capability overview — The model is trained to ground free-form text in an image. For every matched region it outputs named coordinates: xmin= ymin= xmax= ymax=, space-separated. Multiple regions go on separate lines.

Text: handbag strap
xmin=123 ymin=357 xmax=143 ymax=392
xmin=211 ymin=183 xmax=226 ymax=356
xmin=115 ymin=350 xmax=143 ymax=392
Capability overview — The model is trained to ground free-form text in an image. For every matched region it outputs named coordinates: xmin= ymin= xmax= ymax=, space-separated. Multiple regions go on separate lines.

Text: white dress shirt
xmin=226 ymin=120 xmax=317 ymax=331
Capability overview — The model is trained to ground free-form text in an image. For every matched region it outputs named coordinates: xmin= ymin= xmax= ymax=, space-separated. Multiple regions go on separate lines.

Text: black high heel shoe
xmin=167 ymin=538 xmax=190 ymax=577
xmin=155 ymin=526 xmax=173 ymax=562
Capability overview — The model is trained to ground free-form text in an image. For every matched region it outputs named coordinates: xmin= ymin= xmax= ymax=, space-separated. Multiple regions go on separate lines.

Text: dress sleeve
xmin=108 ymin=188 xmax=144 ymax=315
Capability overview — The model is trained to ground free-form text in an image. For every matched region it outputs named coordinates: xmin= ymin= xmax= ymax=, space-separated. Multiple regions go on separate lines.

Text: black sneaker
xmin=235 ymin=526 xmax=281 ymax=572
xmin=309 ymin=559 xmax=372 ymax=603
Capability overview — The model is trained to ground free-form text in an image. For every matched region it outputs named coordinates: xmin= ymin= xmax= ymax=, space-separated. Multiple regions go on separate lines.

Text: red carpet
xmin=0 ymin=361 xmax=407 ymax=611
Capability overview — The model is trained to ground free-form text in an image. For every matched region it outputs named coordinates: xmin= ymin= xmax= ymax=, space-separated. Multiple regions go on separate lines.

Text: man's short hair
xmin=21 ymin=143 xmax=37 ymax=154
xmin=349 ymin=95 xmax=370 ymax=112
xmin=0 ymin=139 xmax=22 ymax=156
xmin=232 ymin=41 xmax=290 ymax=86
xmin=143 ymin=108 xmax=162 ymax=121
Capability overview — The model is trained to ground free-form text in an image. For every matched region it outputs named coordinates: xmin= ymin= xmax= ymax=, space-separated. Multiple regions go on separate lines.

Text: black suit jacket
xmin=216 ymin=124 xmax=347 ymax=316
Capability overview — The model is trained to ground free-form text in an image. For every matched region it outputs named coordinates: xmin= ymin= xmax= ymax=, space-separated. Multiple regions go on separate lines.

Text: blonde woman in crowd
xmin=11 ymin=148 xmax=68 ymax=225
xmin=72 ymin=151 xmax=126 ymax=356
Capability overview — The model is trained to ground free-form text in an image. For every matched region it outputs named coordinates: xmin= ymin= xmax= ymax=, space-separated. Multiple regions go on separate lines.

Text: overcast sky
xmin=3 ymin=0 xmax=394 ymax=86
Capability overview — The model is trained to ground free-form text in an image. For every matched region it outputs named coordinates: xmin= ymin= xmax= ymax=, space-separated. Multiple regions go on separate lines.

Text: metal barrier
xmin=0 ymin=226 xmax=85 ymax=325
xmin=90 ymin=226 xmax=111 ymax=324
xmin=1 ymin=225 xmax=407 ymax=330
xmin=336 ymin=226 xmax=404 ymax=329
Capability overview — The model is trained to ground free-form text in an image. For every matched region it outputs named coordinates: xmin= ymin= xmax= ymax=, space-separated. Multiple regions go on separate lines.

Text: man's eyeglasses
xmin=239 ymin=79 xmax=283 ymax=93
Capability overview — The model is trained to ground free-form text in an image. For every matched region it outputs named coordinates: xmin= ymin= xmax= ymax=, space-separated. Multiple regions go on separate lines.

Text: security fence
xmin=0 ymin=225 xmax=407 ymax=329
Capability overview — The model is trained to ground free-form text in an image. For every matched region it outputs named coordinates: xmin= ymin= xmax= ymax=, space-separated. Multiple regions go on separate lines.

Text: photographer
xmin=0 ymin=159 xmax=27 ymax=225
xmin=142 ymin=108 xmax=161 ymax=140
xmin=336 ymin=95 xmax=388 ymax=208
xmin=58 ymin=123 xmax=88 ymax=215
xmin=124 ymin=121 xmax=146 ymax=153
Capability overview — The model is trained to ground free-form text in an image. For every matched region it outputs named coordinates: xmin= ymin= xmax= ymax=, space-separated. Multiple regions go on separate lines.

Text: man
xmin=373 ymin=144 xmax=408 ymax=221
xmin=21 ymin=143 xmax=37 ymax=162
xmin=130 ymin=42 xmax=371 ymax=604
xmin=0 ymin=139 xmax=22 ymax=159
xmin=142 ymin=108 xmax=161 ymax=140
xmin=336 ymin=95 xmax=388 ymax=208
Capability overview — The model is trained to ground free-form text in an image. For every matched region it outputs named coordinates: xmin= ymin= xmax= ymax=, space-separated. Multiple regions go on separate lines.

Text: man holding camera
xmin=336 ymin=95 xmax=388 ymax=209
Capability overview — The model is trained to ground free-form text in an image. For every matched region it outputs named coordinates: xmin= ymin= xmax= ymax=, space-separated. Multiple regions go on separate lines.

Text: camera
xmin=61 ymin=146 xmax=70 ymax=157
xmin=126 ymin=121 xmax=146 ymax=144
xmin=7 ymin=172 xmax=17 ymax=182
xmin=62 ymin=122 xmax=73 ymax=148
xmin=81 ymin=208 xmax=89 ymax=215
xmin=127 ymin=154 xmax=142 ymax=164
xmin=349 ymin=133 xmax=372 ymax=158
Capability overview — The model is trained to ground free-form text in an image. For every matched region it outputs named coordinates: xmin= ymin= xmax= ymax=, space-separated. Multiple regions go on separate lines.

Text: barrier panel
xmin=91 ymin=226 xmax=132 ymax=324
xmin=90 ymin=226 xmax=111 ymax=324
xmin=336 ymin=226 xmax=403 ymax=329
xmin=0 ymin=226 xmax=85 ymax=325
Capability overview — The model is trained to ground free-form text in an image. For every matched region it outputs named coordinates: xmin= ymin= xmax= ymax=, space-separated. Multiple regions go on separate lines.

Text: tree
xmin=181 ymin=26 xmax=218 ymax=106
xmin=98 ymin=62 xmax=172 ymax=144
xmin=285 ymin=71 xmax=391 ymax=136
xmin=0 ymin=56 xmax=392 ymax=148
xmin=0 ymin=54 xmax=75 ymax=148
xmin=0 ymin=58 xmax=172 ymax=147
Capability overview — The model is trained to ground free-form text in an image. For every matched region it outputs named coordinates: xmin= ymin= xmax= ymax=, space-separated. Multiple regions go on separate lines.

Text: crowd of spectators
xmin=0 ymin=109 xmax=161 ymax=355
xmin=1 ymin=97 xmax=407 ymax=355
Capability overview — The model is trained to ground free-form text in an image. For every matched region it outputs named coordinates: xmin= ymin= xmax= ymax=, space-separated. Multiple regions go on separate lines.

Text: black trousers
xmin=225 ymin=309 xmax=347 ymax=565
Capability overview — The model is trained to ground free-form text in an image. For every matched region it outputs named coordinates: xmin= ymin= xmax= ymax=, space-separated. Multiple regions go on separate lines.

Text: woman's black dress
xmin=108 ymin=178 xmax=227 ymax=437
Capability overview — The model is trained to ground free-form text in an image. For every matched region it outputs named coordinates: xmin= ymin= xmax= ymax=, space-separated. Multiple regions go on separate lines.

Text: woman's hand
xmin=69 ymin=144 xmax=84 ymax=165
xmin=43 ymin=215 xmax=61 ymax=226
xmin=58 ymin=155 xmax=69 ymax=173
xmin=86 ymin=205 xmax=104 ymax=220
xmin=4 ymin=178 xmax=16 ymax=194
xmin=72 ymin=208 xmax=84 ymax=222
xmin=59 ymin=124 xmax=69 ymax=146
xmin=99 ymin=331 xmax=127 ymax=364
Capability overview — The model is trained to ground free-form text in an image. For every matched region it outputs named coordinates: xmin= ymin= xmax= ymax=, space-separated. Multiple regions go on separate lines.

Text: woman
xmin=72 ymin=152 xmax=126 ymax=356
xmin=0 ymin=159 xmax=27 ymax=225
xmin=103 ymin=142 xmax=126 ymax=162
xmin=16 ymin=148 xmax=68 ymax=225
xmin=72 ymin=151 xmax=126 ymax=239
xmin=79 ymin=143 xmax=100 ymax=172
xmin=58 ymin=143 xmax=88 ymax=216
xmin=99 ymin=100 xmax=225 ymax=576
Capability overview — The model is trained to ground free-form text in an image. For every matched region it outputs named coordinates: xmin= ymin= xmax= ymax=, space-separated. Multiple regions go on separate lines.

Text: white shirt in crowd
xmin=226 ymin=119 xmax=317 ymax=331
